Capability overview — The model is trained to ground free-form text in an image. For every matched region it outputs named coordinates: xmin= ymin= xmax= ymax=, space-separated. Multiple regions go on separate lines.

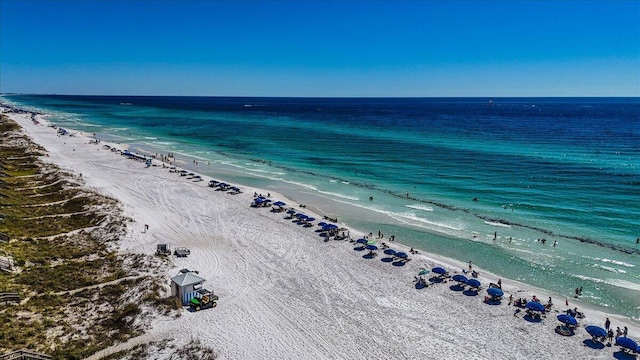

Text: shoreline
xmin=3 ymin=97 xmax=639 ymax=321
xmin=3 ymin=105 xmax=638 ymax=359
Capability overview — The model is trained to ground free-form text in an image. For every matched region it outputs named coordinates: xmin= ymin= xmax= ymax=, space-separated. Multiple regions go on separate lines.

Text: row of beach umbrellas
xmin=253 ymin=195 xmax=640 ymax=354
xmin=451 ymin=274 xmax=482 ymax=289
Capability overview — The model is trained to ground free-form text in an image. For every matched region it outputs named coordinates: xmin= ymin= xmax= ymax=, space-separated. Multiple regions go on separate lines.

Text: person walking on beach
xmin=607 ymin=329 xmax=614 ymax=344
xmin=623 ymin=326 xmax=628 ymax=336
xmin=468 ymin=261 xmax=473 ymax=272
xmin=605 ymin=317 xmax=611 ymax=331
xmin=144 ymin=224 xmax=149 ymax=233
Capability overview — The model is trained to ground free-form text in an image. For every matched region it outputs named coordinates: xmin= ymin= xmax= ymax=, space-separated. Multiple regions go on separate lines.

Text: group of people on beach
xmin=603 ymin=317 xmax=629 ymax=345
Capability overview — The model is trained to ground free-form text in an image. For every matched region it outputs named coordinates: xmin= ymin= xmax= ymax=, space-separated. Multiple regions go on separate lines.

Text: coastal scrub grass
xmin=0 ymin=114 xmax=168 ymax=358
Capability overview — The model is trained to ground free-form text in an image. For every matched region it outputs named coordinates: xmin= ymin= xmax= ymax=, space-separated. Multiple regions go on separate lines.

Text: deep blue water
xmin=3 ymin=95 xmax=640 ymax=321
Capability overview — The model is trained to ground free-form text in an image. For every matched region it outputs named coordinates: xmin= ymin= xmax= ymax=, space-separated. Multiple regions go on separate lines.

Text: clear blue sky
xmin=1 ymin=0 xmax=639 ymax=97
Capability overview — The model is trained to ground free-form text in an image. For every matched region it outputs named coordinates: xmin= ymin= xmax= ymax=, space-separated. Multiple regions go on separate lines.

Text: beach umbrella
xmin=287 ymin=209 xmax=296 ymax=214
xmin=366 ymin=244 xmax=378 ymax=251
xmin=432 ymin=267 xmax=447 ymax=275
xmin=557 ymin=314 xmax=577 ymax=326
xmin=367 ymin=240 xmax=377 ymax=245
xmin=418 ymin=269 xmax=430 ymax=276
xmin=306 ymin=217 xmax=316 ymax=222
xmin=452 ymin=274 xmax=468 ymax=283
xmin=467 ymin=279 xmax=481 ymax=288
xmin=585 ymin=326 xmax=607 ymax=338
xmin=322 ymin=224 xmax=337 ymax=231
xmin=356 ymin=238 xmax=368 ymax=245
xmin=254 ymin=198 xmax=264 ymax=203
xmin=487 ymin=287 xmax=504 ymax=297
xmin=383 ymin=249 xmax=396 ymax=255
xmin=395 ymin=252 xmax=408 ymax=259
xmin=317 ymin=222 xmax=327 ymax=227
xmin=525 ymin=301 xmax=546 ymax=312
xmin=615 ymin=337 xmax=638 ymax=352
xmin=296 ymin=213 xmax=308 ymax=219
xmin=273 ymin=201 xmax=286 ymax=206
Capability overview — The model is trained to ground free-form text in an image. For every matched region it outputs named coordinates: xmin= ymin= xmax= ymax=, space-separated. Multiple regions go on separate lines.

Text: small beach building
xmin=170 ymin=270 xmax=206 ymax=305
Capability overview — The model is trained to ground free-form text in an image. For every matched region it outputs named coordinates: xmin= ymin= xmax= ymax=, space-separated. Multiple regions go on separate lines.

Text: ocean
xmin=3 ymin=95 xmax=639 ymax=321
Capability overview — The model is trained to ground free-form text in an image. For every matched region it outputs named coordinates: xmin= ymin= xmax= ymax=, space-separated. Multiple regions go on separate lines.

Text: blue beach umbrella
xmin=557 ymin=314 xmax=577 ymax=326
xmin=526 ymin=301 xmax=546 ymax=312
xmin=452 ymin=274 xmax=468 ymax=283
xmin=273 ymin=201 xmax=286 ymax=206
xmin=383 ymin=249 xmax=396 ymax=255
xmin=615 ymin=337 xmax=638 ymax=351
xmin=366 ymin=244 xmax=378 ymax=251
xmin=432 ymin=267 xmax=447 ymax=275
xmin=306 ymin=217 xmax=316 ymax=222
xmin=356 ymin=238 xmax=368 ymax=245
xmin=467 ymin=279 xmax=481 ymax=288
xmin=395 ymin=252 xmax=408 ymax=259
xmin=254 ymin=198 xmax=264 ymax=203
xmin=287 ymin=209 xmax=296 ymax=214
xmin=318 ymin=222 xmax=327 ymax=226
xmin=487 ymin=287 xmax=504 ymax=297
xmin=585 ymin=326 xmax=607 ymax=338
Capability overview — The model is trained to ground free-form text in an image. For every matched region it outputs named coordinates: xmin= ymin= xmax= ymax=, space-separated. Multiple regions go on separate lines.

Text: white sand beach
xmin=5 ymin=109 xmax=638 ymax=360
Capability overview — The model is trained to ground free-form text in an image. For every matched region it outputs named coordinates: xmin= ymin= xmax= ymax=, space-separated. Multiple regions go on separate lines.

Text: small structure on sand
xmin=173 ymin=247 xmax=191 ymax=257
xmin=171 ymin=269 xmax=207 ymax=305
xmin=156 ymin=244 xmax=171 ymax=256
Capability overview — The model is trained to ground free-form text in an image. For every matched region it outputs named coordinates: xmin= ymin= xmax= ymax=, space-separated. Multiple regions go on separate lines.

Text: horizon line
xmin=2 ymin=93 xmax=639 ymax=99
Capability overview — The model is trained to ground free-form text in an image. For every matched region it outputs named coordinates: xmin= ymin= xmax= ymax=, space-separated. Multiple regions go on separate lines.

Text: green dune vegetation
xmin=0 ymin=114 xmax=180 ymax=359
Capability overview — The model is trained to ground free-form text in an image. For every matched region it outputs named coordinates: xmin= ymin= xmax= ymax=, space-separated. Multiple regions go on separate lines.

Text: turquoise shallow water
xmin=3 ymin=95 xmax=639 ymax=321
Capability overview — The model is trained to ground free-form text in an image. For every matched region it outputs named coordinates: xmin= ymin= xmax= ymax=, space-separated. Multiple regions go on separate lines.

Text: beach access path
xmin=7 ymin=110 xmax=637 ymax=360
